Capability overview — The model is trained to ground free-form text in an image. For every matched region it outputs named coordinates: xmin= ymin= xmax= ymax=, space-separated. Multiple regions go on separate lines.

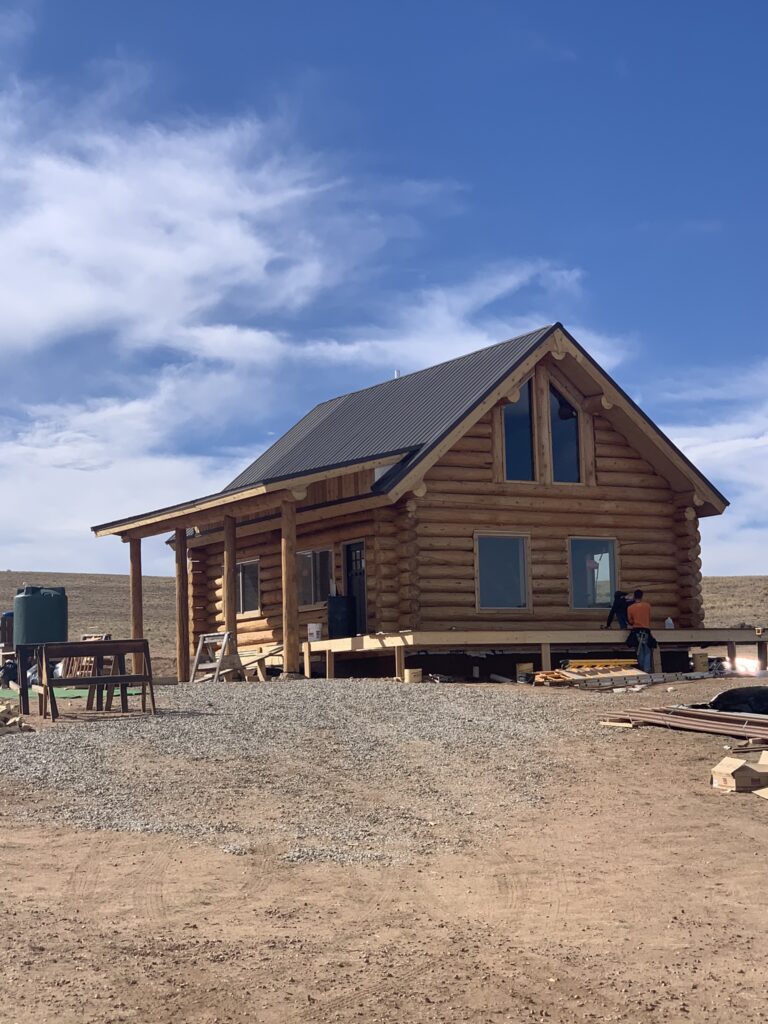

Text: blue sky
xmin=0 ymin=1 xmax=765 ymax=574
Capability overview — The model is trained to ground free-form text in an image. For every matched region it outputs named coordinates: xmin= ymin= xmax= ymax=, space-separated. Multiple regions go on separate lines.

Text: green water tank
xmin=12 ymin=586 xmax=68 ymax=647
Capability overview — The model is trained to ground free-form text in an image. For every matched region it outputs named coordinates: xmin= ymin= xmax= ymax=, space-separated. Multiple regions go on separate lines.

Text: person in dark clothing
xmin=605 ymin=590 xmax=631 ymax=629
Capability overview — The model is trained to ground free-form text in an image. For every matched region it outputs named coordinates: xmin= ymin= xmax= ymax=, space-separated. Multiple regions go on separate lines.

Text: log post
xmin=758 ymin=640 xmax=767 ymax=672
xmin=175 ymin=528 xmax=190 ymax=683
xmin=223 ymin=515 xmax=238 ymax=648
xmin=533 ymin=363 xmax=552 ymax=483
xmin=129 ymin=538 xmax=143 ymax=675
xmin=726 ymin=641 xmax=737 ymax=673
xmin=281 ymin=496 xmax=299 ymax=674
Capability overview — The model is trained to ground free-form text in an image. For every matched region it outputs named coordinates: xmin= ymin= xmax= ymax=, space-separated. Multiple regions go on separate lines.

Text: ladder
xmin=189 ymin=632 xmax=244 ymax=684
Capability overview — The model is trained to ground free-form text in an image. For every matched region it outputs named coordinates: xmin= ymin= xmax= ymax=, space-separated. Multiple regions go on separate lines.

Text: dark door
xmin=345 ymin=541 xmax=367 ymax=635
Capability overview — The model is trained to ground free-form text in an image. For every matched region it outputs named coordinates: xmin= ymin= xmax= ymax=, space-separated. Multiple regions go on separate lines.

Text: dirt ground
xmin=1 ymin=677 xmax=766 ymax=1024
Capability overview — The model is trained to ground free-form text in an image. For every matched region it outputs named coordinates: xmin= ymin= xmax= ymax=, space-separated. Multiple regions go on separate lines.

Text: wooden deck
xmin=301 ymin=628 xmax=767 ymax=679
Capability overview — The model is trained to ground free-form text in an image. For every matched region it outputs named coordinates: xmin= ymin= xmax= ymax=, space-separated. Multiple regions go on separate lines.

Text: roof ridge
xmin=307 ymin=324 xmax=556 ymax=406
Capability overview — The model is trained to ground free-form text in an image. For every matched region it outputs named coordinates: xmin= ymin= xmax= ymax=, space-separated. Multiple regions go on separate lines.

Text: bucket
xmin=307 ymin=623 xmax=322 ymax=642
xmin=692 ymin=651 xmax=709 ymax=673
xmin=403 ymin=668 xmax=422 ymax=684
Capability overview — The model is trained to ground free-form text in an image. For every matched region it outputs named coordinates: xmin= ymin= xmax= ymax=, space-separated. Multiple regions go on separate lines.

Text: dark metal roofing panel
xmin=223 ymin=325 xmax=555 ymax=492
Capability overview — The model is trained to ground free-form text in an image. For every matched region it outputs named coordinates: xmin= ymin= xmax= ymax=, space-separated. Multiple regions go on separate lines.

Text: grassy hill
xmin=0 ymin=571 xmax=763 ymax=676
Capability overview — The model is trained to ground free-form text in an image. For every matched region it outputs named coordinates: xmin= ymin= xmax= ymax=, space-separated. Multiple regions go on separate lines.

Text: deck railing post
xmin=175 ymin=528 xmax=190 ymax=682
xmin=129 ymin=537 xmax=143 ymax=676
xmin=281 ymin=496 xmax=299 ymax=674
xmin=223 ymin=515 xmax=238 ymax=651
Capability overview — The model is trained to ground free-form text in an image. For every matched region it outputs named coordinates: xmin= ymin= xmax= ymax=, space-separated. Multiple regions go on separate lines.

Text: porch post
xmin=129 ymin=537 xmax=143 ymax=675
xmin=281 ymin=495 xmax=299 ymax=673
xmin=223 ymin=515 xmax=238 ymax=648
xmin=174 ymin=528 xmax=190 ymax=682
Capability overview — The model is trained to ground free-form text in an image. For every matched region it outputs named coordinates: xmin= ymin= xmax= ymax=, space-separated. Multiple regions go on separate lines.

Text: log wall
xmin=191 ymin=508 xmax=381 ymax=649
xmin=411 ymin=405 xmax=701 ymax=630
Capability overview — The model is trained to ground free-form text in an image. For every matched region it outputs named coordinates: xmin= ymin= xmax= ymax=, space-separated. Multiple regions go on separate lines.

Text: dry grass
xmin=0 ymin=570 xmax=176 ymax=676
xmin=702 ymin=576 xmax=768 ymax=628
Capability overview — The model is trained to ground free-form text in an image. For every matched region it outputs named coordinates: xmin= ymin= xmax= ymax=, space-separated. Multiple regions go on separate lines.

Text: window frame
xmin=493 ymin=363 xmax=596 ymax=488
xmin=499 ymin=376 xmax=537 ymax=484
xmin=296 ymin=547 xmax=335 ymax=610
xmin=546 ymin=364 xmax=595 ymax=487
xmin=549 ymin=383 xmax=581 ymax=484
xmin=567 ymin=536 xmax=619 ymax=611
xmin=474 ymin=531 xmax=532 ymax=613
xmin=235 ymin=558 xmax=261 ymax=618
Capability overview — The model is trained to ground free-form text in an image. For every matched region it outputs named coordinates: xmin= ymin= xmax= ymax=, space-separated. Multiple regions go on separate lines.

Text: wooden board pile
xmin=601 ymin=705 xmax=768 ymax=741
xmin=0 ymin=702 xmax=34 ymax=737
xmin=533 ymin=661 xmax=713 ymax=690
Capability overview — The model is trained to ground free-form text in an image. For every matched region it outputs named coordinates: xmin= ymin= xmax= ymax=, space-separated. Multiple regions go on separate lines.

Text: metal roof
xmin=224 ymin=325 xmax=556 ymax=491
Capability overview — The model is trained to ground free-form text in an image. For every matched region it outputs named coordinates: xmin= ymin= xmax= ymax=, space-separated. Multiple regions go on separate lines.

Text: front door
xmin=344 ymin=541 xmax=367 ymax=635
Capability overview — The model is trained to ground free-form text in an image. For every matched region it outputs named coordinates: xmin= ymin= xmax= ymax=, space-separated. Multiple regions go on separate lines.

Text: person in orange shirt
xmin=627 ymin=589 xmax=651 ymax=629
xmin=627 ymin=589 xmax=653 ymax=671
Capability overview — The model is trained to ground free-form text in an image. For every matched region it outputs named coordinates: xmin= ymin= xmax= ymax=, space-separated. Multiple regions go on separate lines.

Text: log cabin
xmin=93 ymin=322 xmax=745 ymax=679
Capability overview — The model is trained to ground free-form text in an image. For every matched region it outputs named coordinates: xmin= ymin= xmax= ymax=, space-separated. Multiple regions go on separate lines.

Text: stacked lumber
xmin=0 ymin=702 xmax=34 ymax=737
xmin=601 ymin=705 xmax=768 ymax=741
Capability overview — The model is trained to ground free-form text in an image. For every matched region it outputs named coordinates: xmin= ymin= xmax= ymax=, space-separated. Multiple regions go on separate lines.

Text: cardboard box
xmin=711 ymin=756 xmax=768 ymax=792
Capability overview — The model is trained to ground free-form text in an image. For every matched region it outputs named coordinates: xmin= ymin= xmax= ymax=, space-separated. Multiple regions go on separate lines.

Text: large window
xmin=570 ymin=538 xmax=616 ymax=609
xmin=236 ymin=560 xmax=260 ymax=614
xmin=297 ymin=549 xmax=333 ymax=607
xmin=503 ymin=380 xmax=535 ymax=481
xmin=476 ymin=534 xmax=529 ymax=609
xmin=550 ymin=385 xmax=580 ymax=482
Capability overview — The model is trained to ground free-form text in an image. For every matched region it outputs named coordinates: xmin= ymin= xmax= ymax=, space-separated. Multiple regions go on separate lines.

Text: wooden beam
xmin=325 ymin=648 xmax=336 ymax=679
xmin=299 ymin=627 xmax=762 ymax=654
xmin=758 ymin=641 xmax=767 ymax=671
xmin=540 ymin=642 xmax=552 ymax=671
xmin=93 ymin=454 xmax=403 ymax=539
xmin=281 ymin=496 xmax=299 ymax=674
xmin=129 ymin=538 xmax=143 ymax=675
xmin=533 ymin=362 xmax=552 ymax=483
xmin=394 ymin=645 xmax=405 ymax=679
xmin=727 ymin=641 xmax=737 ymax=673
xmin=174 ymin=528 xmax=190 ymax=682
xmin=583 ymin=394 xmax=614 ymax=414
xmin=223 ymin=515 xmax=238 ymax=648
xmin=303 ymin=642 xmax=312 ymax=679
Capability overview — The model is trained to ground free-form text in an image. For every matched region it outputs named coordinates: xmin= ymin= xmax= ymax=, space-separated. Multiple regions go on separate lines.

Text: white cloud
xmin=667 ymin=396 xmax=768 ymax=575
xmin=299 ymin=263 xmax=629 ymax=373
xmin=0 ymin=44 xmax=629 ymax=574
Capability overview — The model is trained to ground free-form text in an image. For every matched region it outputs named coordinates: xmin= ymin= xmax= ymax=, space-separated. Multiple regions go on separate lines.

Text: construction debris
xmin=601 ymin=705 xmax=768 ymax=742
xmin=0 ymin=701 xmax=34 ymax=736
xmin=532 ymin=664 xmax=712 ymax=690
xmin=711 ymin=753 xmax=768 ymax=792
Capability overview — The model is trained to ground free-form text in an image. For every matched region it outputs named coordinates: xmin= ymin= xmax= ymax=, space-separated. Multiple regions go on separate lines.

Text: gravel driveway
xmin=1 ymin=679 xmax=594 ymax=864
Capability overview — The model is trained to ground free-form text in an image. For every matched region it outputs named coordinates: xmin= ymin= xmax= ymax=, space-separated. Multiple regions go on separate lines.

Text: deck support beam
xmin=281 ymin=496 xmax=299 ymax=674
xmin=129 ymin=538 xmax=143 ymax=676
xmin=174 ymin=528 xmax=190 ymax=683
xmin=223 ymin=515 xmax=238 ymax=650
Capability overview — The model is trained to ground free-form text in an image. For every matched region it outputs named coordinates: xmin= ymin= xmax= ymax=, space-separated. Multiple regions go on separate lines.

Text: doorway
xmin=344 ymin=541 xmax=368 ymax=635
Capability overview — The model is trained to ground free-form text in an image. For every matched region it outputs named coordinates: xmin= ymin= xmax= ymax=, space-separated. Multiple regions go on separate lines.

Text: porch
xmin=300 ymin=628 xmax=768 ymax=680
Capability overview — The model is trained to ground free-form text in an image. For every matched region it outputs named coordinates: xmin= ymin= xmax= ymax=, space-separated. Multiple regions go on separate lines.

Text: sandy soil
xmin=1 ymin=678 xmax=766 ymax=1024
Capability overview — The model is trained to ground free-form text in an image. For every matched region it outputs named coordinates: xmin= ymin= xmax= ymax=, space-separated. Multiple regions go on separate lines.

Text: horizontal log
xmin=421 ymin=481 xmax=673 ymax=504
xmin=594 ymin=443 xmax=635 ymax=459
xmin=419 ymin=494 xmax=675 ymax=517
xmin=425 ymin=466 xmax=493 ymax=482
xmin=596 ymin=472 xmax=670 ymax=490
xmin=596 ymin=456 xmax=658 ymax=475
